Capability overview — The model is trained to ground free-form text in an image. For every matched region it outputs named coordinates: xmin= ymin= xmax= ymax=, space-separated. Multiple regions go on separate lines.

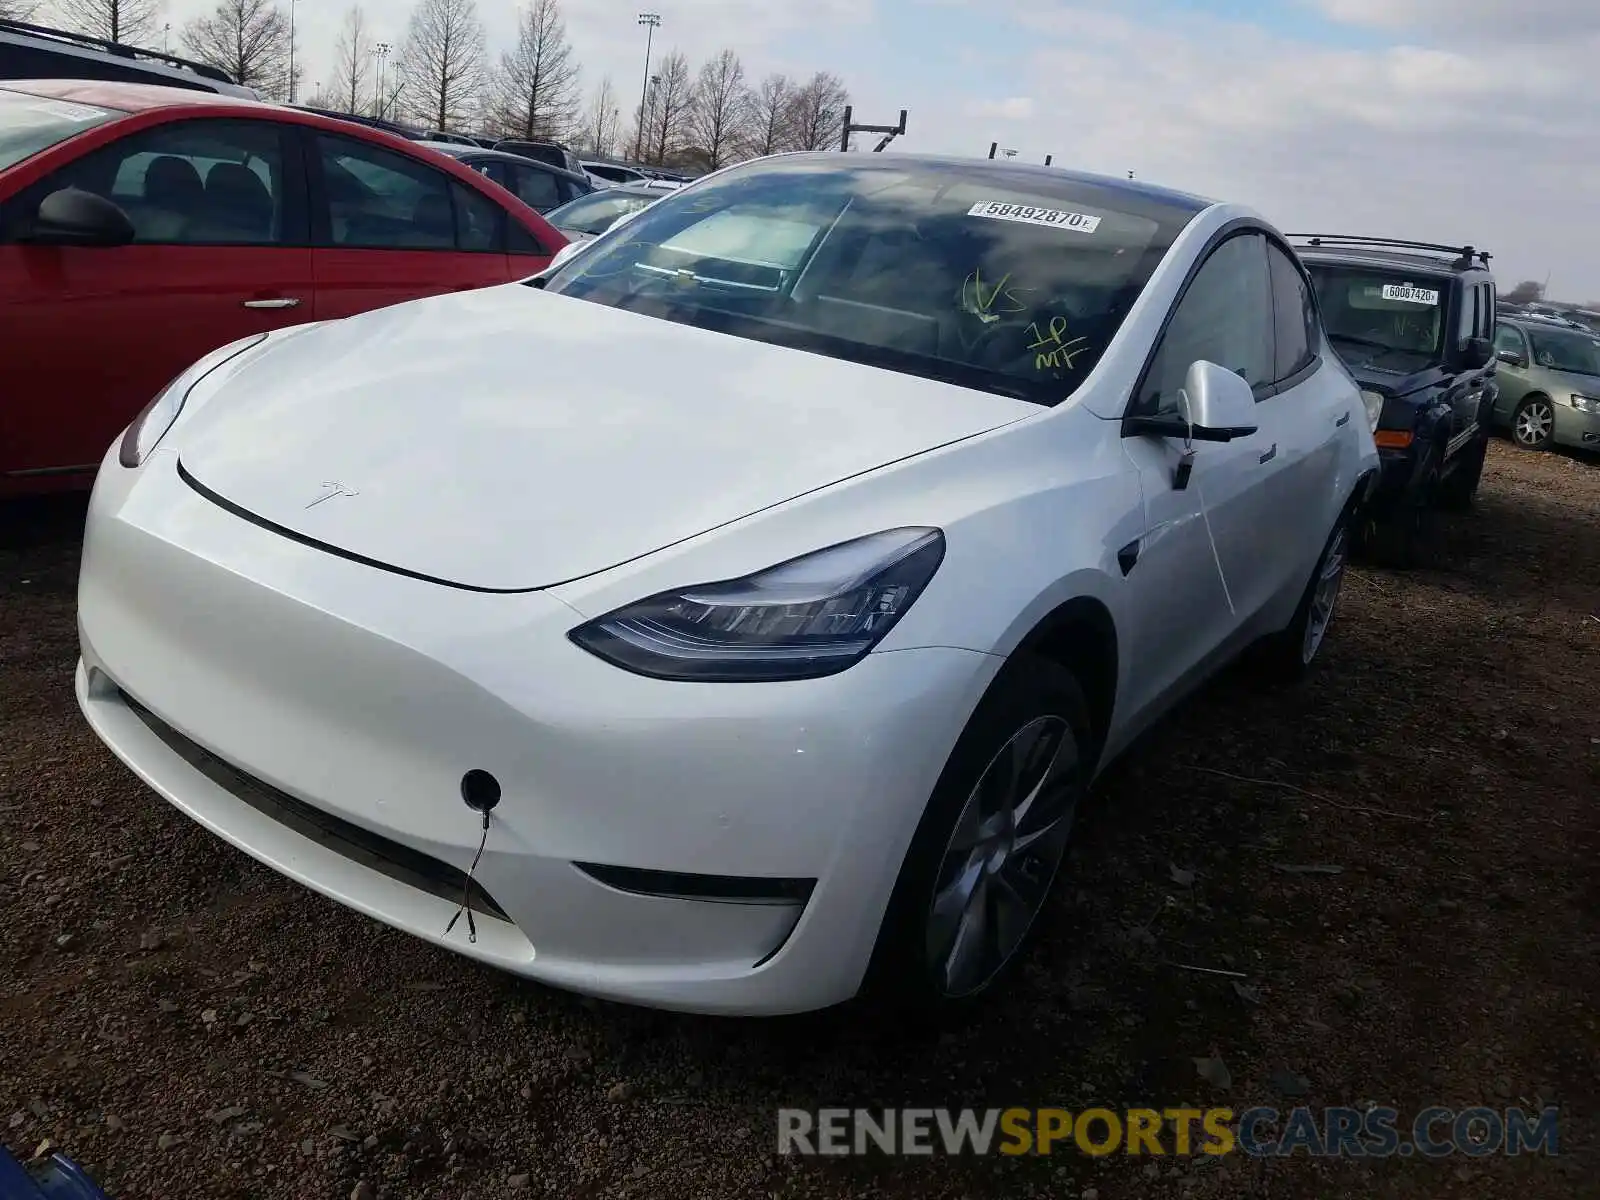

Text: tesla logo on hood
xmin=305 ymin=481 xmax=359 ymax=508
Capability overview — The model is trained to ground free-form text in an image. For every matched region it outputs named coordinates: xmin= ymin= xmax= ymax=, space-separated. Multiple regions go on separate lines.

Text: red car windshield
xmin=0 ymin=88 xmax=124 ymax=172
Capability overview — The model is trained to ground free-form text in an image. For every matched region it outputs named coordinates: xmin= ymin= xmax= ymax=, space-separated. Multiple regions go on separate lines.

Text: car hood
xmin=1339 ymin=357 xmax=1442 ymax=395
xmin=177 ymin=284 xmax=1035 ymax=591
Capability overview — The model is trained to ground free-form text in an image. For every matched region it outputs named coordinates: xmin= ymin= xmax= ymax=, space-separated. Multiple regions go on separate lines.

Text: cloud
xmin=1315 ymin=0 xmax=1600 ymax=40
xmin=903 ymin=3 xmax=1600 ymax=296
xmin=968 ymin=96 xmax=1035 ymax=121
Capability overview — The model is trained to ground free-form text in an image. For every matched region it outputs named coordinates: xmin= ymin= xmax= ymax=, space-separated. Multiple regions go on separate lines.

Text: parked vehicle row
xmin=0 ymin=79 xmax=565 ymax=494
xmin=1294 ymin=235 xmax=1498 ymax=565
xmin=74 ymin=150 xmax=1383 ymax=1016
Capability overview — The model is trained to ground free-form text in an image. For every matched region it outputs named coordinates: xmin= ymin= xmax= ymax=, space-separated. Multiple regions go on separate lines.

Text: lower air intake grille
xmin=120 ymin=690 xmax=509 ymax=923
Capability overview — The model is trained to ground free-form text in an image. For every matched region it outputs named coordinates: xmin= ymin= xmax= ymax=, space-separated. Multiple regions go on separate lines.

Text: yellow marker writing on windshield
xmin=1027 ymin=315 xmax=1089 ymax=371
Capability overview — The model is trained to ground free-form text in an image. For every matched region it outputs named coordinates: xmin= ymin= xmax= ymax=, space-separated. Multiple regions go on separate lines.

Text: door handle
xmin=1335 ymin=412 xmax=1351 ymax=427
xmin=1259 ymin=443 xmax=1277 ymax=464
xmin=242 ymin=297 xmax=301 ymax=309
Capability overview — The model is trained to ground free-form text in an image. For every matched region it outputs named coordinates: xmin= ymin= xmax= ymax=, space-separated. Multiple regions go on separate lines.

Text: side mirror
xmin=1463 ymin=336 xmax=1494 ymax=370
xmin=27 ymin=187 xmax=135 ymax=247
xmin=1175 ymin=359 xmax=1260 ymax=442
xmin=1495 ymin=349 xmax=1527 ymax=368
xmin=547 ymin=238 xmax=585 ymax=271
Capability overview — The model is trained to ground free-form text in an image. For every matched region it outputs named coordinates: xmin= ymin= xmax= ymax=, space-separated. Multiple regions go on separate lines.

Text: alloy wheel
xmin=1514 ymin=400 xmax=1554 ymax=447
xmin=1301 ymin=525 xmax=1348 ymax=664
xmin=923 ymin=715 xmax=1080 ymax=998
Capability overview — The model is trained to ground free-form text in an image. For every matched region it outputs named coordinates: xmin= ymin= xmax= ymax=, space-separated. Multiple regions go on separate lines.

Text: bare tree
xmin=1503 ymin=280 xmax=1546 ymax=306
xmin=182 ymin=0 xmax=290 ymax=98
xmin=581 ymin=76 xmax=621 ymax=158
xmin=785 ymin=70 xmax=849 ymax=152
xmin=399 ymin=0 xmax=486 ymax=133
xmin=687 ymin=49 xmax=749 ymax=170
xmin=0 ymin=0 xmax=44 ymax=21
xmin=54 ymin=0 xmax=164 ymax=45
xmin=643 ymin=50 xmax=692 ymax=166
xmin=331 ymin=6 xmax=371 ymax=115
xmin=744 ymin=72 xmax=794 ymax=157
xmin=486 ymin=0 xmax=580 ymax=142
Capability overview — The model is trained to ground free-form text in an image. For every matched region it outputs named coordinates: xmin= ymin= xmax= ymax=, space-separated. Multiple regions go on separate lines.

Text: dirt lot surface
xmin=2 ymin=441 xmax=1596 ymax=1200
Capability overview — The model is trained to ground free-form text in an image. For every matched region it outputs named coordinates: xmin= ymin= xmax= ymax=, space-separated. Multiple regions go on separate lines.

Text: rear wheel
xmin=865 ymin=655 xmax=1089 ymax=1014
xmin=1512 ymin=396 xmax=1555 ymax=450
xmin=1254 ymin=509 xmax=1350 ymax=682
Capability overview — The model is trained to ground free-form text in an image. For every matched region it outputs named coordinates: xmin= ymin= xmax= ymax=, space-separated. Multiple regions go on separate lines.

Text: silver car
xmin=1491 ymin=317 xmax=1600 ymax=451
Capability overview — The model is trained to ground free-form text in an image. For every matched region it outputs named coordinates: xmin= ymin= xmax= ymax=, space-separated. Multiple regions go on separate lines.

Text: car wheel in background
xmin=1361 ymin=449 xmax=1441 ymax=570
xmin=1437 ymin=433 xmax=1489 ymax=509
xmin=1511 ymin=396 xmax=1556 ymax=450
xmin=865 ymin=655 xmax=1090 ymax=1016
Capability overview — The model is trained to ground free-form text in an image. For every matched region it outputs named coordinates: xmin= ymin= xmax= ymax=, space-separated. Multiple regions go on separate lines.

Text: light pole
xmin=372 ymin=43 xmax=391 ymax=118
xmin=162 ymin=23 xmax=170 ymax=52
xmin=634 ymin=13 xmax=660 ymax=163
xmin=287 ymin=0 xmax=298 ymax=103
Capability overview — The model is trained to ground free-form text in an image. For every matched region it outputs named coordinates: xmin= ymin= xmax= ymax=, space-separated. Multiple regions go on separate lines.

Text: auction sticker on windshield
xmin=967 ymin=202 xmax=1102 ymax=234
xmin=1380 ymin=284 xmax=1440 ymax=305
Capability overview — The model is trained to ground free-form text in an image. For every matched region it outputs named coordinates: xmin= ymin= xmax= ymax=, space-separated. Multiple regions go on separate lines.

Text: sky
xmin=153 ymin=0 xmax=1600 ymax=299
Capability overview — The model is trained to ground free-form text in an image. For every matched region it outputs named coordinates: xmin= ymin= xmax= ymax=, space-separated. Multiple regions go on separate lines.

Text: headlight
xmin=1570 ymin=393 xmax=1600 ymax=415
xmin=1360 ymin=389 xmax=1385 ymax=433
xmin=568 ymin=527 xmax=946 ymax=682
xmin=118 ymin=333 xmax=269 ymax=468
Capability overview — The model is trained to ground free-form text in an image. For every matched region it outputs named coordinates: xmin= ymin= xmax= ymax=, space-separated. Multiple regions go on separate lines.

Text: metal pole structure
xmin=288 ymin=0 xmax=297 ymax=103
xmin=634 ymin=13 xmax=661 ymax=163
xmin=1044 ymin=154 xmax=1052 ymax=166
xmin=162 ymin=23 xmax=170 ymax=52
xmin=988 ymin=142 xmax=997 ymax=159
xmin=372 ymin=44 xmax=391 ymax=118
xmin=839 ymin=106 xmax=852 ymax=152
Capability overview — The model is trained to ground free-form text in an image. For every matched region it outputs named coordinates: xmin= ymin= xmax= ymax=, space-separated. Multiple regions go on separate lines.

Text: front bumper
xmin=75 ymin=452 xmax=1000 ymax=1014
xmin=1553 ymin=401 xmax=1600 ymax=450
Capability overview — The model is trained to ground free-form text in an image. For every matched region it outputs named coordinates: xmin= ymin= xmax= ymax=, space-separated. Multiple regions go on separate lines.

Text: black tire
xmin=1437 ymin=433 xmax=1488 ymax=510
xmin=1360 ymin=448 xmax=1440 ymax=570
xmin=1511 ymin=395 xmax=1556 ymax=450
xmin=1253 ymin=507 xmax=1352 ymax=683
xmin=863 ymin=654 xmax=1090 ymax=1016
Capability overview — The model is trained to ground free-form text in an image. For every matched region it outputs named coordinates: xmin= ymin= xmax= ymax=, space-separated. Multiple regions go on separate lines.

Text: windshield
xmin=0 ymin=88 xmax=124 ymax=172
xmin=1306 ymin=265 xmax=1446 ymax=364
xmin=1527 ymin=326 xmax=1600 ymax=377
xmin=546 ymin=189 xmax=658 ymax=236
xmin=539 ymin=157 xmax=1198 ymax=405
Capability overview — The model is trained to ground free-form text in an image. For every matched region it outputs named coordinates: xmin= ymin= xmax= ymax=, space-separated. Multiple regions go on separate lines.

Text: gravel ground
xmin=2 ymin=440 xmax=1596 ymax=1200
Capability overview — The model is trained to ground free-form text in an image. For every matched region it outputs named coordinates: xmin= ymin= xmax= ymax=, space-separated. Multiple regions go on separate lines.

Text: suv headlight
xmin=1360 ymin=389 xmax=1385 ymax=433
xmin=1570 ymin=393 xmax=1600 ymax=415
xmin=568 ymin=528 xmax=946 ymax=682
xmin=118 ymin=333 xmax=269 ymax=468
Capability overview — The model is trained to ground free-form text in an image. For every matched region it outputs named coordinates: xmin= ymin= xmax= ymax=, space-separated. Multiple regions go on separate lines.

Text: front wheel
xmin=1512 ymin=396 xmax=1555 ymax=450
xmin=864 ymin=655 xmax=1090 ymax=1014
xmin=1437 ymin=433 xmax=1488 ymax=509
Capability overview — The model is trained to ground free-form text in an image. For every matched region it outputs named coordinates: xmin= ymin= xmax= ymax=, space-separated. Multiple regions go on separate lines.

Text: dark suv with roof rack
xmin=0 ymin=16 xmax=257 ymax=98
xmin=1293 ymin=235 xmax=1498 ymax=567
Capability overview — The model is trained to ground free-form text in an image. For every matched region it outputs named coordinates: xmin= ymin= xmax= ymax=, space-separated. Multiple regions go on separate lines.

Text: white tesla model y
xmin=76 ymin=153 xmax=1380 ymax=1016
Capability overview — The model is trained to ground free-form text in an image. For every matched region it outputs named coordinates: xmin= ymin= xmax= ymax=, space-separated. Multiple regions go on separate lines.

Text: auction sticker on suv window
xmin=26 ymin=100 xmax=110 ymax=122
xmin=1380 ymin=283 xmax=1440 ymax=305
xmin=967 ymin=202 xmax=1102 ymax=234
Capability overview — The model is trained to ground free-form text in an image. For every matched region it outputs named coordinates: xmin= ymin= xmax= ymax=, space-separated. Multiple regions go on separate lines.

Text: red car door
xmin=0 ymin=115 xmax=313 ymax=486
xmin=307 ymin=131 xmax=557 ymax=318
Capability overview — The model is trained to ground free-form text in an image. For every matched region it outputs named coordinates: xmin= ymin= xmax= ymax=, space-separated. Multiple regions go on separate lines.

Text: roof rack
xmin=0 ymin=16 xmax=238 ymax=86
xmin=1288 ymin=234 xmax=1491 ymax=269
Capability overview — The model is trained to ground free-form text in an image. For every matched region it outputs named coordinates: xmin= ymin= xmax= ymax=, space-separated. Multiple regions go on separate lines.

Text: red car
xmin=0 ymin=79 xmax=567 ymax=496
